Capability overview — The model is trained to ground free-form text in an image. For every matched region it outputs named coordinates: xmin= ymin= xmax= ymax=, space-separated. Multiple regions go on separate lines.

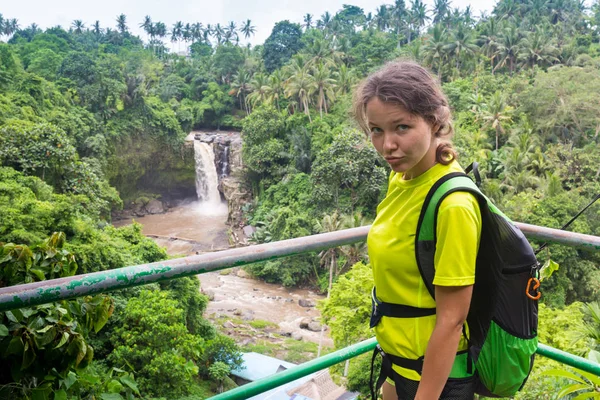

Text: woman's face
xmin=365 ymin=97 xmax=438 ymax=179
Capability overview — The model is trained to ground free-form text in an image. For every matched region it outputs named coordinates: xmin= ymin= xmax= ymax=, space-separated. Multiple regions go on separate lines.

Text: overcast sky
xmin=2 ymin=0 xmax=497 ymax=47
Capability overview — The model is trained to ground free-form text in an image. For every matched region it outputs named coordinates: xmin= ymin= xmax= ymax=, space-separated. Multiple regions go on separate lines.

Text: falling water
xmin=220 ymin=144 xmax=230 ymax=178
xmin=194 ymin=140 xmax=228 ymax=215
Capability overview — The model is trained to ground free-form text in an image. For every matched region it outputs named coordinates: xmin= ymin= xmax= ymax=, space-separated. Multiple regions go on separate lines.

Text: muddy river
xmin=114 ymin=200 xmax=332 ymax=347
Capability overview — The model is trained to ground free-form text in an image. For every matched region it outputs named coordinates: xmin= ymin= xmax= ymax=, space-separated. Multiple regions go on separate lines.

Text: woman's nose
xmin=383 ymin=132 xmax=397 ymax=152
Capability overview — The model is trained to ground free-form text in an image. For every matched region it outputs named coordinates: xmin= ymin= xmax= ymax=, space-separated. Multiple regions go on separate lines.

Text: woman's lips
xmin=385 ymin=157 xmax=404 ymax=164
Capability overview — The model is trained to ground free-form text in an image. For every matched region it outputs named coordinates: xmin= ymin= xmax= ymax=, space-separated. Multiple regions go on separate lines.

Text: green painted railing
xmin=209 ymin=340 xmax=600 ymax=400
xmin=1 ymin=222 xmax=599 ymax=312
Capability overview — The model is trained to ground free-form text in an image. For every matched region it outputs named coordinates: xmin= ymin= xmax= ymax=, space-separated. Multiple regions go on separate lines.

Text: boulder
xmin=145 ymin=199 xmax=164 ymax=214
xmin=237 ymin=269 xmax=249 ymax=278
xmin=241 ymin=313 xmax=254 ymax=321
xmin=243 ymin=225 xmax=256 ymax=237
xmin=307 ymin=322 xmax=323 ymax=332
xmin=202 ymin=290 xmax=215 ymax=301
xmin=298 ymin=299 xmax=316 ymax=308
xmin=292 ymin=332 xmax=303 ymax=341
xmin=299 ymin=318 xmax=311 ymax=329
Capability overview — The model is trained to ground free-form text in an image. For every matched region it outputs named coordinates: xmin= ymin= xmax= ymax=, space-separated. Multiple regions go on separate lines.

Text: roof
xmin=231 ymin=352 xmax=297 ymax=382
xmin=231 ymin=353 xmax=358 ymax=400
xmin=286 ymin=370 xmax=358 ymax=400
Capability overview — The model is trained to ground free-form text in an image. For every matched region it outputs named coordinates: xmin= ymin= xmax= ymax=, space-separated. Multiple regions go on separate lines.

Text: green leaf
xmin=54 ymin=332 xmax=69 ymax=349
xmin=119 ymin=375 xmax=139 ymax=394
xmin=37 ymin=325 xmax=53 ymax=334
xmin=31 ymin=387 xmax=52 ymax=400
xmin=21 ymin=343 xmax=36 ymax=369
xmin=5 ymin=311 xmax=18 ymax=323
xmin=35 ymin=327 xmax=57 ymax=348
xmin=556 ymin=383 xmax=590 ymax=399
xmin=106 ymin=379 xmax=124 ymax=393
xmin=587 ymin=349 xmax=600 ymax=364
xmin=6 ymin=336 xmax=24 ymax=355
xmin=53 ymin=389 xmax=67 ymax=400
xmin=62 ymin=371 xmax=77 ymax=390
xmin=544 ymin=369 xmax=587 ymax=384
xmin=100 ymin=394 xmax=124 ymax=400
xmin=0 ymin=324 xmax=8 ymax=336
xmin=21 ymin=308 xmax=35 ymax=318
xmin=94 ymin=305 xmax=111 ymax=333
xmin=539 ymin=259 xmax=560 ymax=281
xmin=571 ymin=391 xmax=600 ymax=400
xmin=29 ymin=268 xmax=46 ymax=281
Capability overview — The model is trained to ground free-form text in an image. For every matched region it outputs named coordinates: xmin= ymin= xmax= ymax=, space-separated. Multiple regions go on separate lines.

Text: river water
xmin=113 ymin=199 xmax=332 ymax=347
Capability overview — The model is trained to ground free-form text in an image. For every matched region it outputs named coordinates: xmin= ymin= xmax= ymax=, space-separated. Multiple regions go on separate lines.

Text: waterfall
xmin=194 ymin=140 xmax=227 ymax=215
xmin=220 ymin=144 xmax=230 ymax=178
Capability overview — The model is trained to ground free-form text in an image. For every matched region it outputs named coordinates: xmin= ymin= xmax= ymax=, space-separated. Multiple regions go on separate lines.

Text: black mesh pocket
xmin=441 ymin=376 xmax=476 ymax=399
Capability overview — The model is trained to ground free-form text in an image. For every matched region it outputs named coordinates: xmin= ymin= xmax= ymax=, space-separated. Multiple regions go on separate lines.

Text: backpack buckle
xmin=370 ymin=287 xmax=383 ymax=328
xmin=526 ymin=277 xmax=541 ymax=300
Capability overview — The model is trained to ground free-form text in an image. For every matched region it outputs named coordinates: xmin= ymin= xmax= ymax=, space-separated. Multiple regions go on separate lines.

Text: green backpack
xmin=416 ymin=171 xmax=539 ymax=396
xmin=369 ymin=170 xmax=540 ymax=398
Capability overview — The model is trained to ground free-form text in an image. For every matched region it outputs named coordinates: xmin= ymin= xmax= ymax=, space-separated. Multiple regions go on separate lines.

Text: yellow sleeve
xmin=432 ymin=191 xmax=482 ymax=287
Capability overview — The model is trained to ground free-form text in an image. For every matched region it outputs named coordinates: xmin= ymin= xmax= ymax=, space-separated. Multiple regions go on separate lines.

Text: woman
xmin=354 ymin=60 xmax=481 ymax=399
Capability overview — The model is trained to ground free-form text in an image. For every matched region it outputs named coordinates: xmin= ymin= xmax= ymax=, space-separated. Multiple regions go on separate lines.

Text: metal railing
xmin=1 ymin=222 xmax=599 ymax=399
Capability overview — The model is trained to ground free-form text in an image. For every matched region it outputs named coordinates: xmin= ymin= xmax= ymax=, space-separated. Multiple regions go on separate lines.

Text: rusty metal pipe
xmin=0 ymin=223 xmax=598 ymax=312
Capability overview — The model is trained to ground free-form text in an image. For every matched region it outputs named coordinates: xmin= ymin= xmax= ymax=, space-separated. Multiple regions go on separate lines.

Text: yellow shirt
xmin=367 ymin=161 xmax=482 ymax=380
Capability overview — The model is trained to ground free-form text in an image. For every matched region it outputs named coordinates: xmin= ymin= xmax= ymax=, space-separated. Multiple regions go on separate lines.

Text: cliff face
xmin=195 ymin=131 xmax=251 ymax=230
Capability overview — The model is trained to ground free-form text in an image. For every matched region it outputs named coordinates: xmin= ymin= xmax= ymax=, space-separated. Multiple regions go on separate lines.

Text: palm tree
xmin=339 ymin=212 xmax=370 ymax=270
xmin=494 ymin=25 xmax=522 ymax=74
xmin=226 ymin=21 xmax=238 ymax=43
xmin=93 ymin=20 xmax=102 ymax=36
xmin=190 ymin=23 xmax=203 ymax=43
xmin=317 ymin=11 xmax=332 ymax=30
xmin=2 ymin=18 xmax=19 ymax=38
xmin=140 ymin=16 xmax=152 ymax=41
xmin=28 ymin=23 xmax=40 ymax=36
xmin=314 ymin=211 xmax=343 ymax=296
xmin=171 ymin=21 xmax=183 ymax=51
xmin=309 ymin=64 xmax=336 ymax=118
xmin=392 ymin=0 xmax=408 ymax=33
xmin=285 ymin=67 xmax=314 ymax=122
xmin=375 ymin=5 xmax=391 ymax=32
xmin=433 ymin=0 xmax=450 ymax=24
xmin=116 ymin=14 xmax=128 ymax=34
xmin=333 ymin=64 xmax=356 ymax=97
xmin=518 ymin=30 xmax=559 ymax=69
xmin=246 ymin=73 xmax=270 ymax=110
xmin=213 ymin=23 xmax=224 ymax=45
xmin=478 ymin=91 xmax=514 ymax=150
xmin=303 ymin=14 xmax=313 ymax=31
xmin=240 ymin=19 xmax=256 ymax=40
xmin=410 ymin=0 xmax=430 ymax=39
xmin=72 ymin=20 xmax=85 ymax=34
xmin=305 ymin=38 xmax=339 ymax=67
xmin=444 ymin=23 xmax=478 ymax=70
xmin=478 ymin=18 xmax=501 ymax=74
xmin=183 ymin=23 xmax=193 ymax=47
xmin=230 ymin=67 xmax=253 ymax=114
xmin=423 ymin=24 xmax=448 ymax=79
xmin=265 ymin=70 xmax=285 ymax=111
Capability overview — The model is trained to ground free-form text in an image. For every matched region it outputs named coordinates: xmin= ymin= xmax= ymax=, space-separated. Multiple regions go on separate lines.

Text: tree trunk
xmin=496 ymin=125 xmax=500 ymax=151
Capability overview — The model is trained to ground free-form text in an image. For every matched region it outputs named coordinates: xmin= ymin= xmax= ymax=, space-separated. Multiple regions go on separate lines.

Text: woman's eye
xmin=397 ymin=124 xmax=410 ymax=131
xmin=370 ymin=127 xmax=383 ymax=134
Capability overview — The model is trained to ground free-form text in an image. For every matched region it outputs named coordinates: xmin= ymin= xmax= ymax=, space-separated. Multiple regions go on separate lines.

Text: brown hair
xmin=353 ymin=60 xmax=456 ymax=164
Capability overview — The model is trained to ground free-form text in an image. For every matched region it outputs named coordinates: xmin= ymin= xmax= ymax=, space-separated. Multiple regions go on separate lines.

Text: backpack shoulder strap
xmin=415 ymin=172 xmax=488 ymax=300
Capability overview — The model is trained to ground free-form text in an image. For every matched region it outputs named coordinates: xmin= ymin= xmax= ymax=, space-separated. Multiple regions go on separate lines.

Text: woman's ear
xmin=432 ymin=123 xmax=441 ymax=137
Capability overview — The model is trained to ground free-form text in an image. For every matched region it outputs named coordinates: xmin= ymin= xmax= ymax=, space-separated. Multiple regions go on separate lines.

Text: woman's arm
xmin=414 ymin=284 xmax=473 ymax=400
